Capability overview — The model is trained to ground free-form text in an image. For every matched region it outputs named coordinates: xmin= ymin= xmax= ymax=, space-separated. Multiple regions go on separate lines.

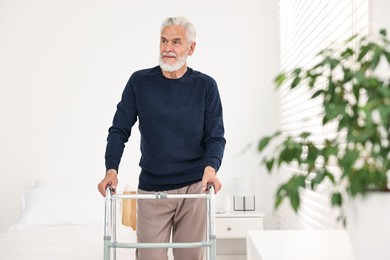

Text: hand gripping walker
xmin=103 ymin=185 xmax=217 ymax=260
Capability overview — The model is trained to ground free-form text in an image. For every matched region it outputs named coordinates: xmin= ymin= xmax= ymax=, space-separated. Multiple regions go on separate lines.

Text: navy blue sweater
xmin=105 ymin=66 xmax=226 ymax=191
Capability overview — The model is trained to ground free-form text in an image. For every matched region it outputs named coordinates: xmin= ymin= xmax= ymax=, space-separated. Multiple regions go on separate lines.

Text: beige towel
xmin=122 ymin=191 xmax=137 ymax=230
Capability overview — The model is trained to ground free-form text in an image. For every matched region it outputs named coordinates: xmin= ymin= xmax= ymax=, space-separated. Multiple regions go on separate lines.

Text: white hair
xmin=160 ymin=16 xmax=196 ymax=44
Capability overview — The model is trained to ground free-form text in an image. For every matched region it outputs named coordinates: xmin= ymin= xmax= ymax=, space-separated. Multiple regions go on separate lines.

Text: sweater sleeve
xmin=105 ymin=76 xmax=138 ymax=172
xmin=203 ymin=78 xmax=226 ymax=172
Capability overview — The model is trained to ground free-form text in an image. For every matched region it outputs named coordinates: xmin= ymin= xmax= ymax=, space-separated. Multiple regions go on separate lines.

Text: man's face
xmin=159 ymin=25 xmax=195 ymax=72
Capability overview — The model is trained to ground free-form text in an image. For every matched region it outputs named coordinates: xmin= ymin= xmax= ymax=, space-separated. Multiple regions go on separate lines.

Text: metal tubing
xmin=207 ymin=185 xmax=216 ymax=260
xmin=104 ymin=237 xmax=111 ymax=260
xmin=104 ymin=188 xmax=112 ymax=260
xmin=206 ymin=189 xmax=211 ymax=260
xmin=112 ymin=193 xmax=208 ymax=200
xmin=104 ymin=188 xmax=111 ymax=238
xmin=112 ymin=196 xmax=117 ymax=260
xmin=110 ymin=241 xmax=211 ymax=249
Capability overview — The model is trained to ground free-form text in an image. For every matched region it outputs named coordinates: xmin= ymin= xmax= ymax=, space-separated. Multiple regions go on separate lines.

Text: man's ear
xmin=188 ymin=42 xmax=196 ymax=56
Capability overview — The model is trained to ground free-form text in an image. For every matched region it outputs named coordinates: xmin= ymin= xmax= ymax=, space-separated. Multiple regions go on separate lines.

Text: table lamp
xmin=233 ymin=177 xmax=255 ymax=211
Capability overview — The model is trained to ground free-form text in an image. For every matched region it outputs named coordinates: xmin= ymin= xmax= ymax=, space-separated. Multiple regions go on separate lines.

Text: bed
xmin=0 ymin=183 xmax=137 ymax=260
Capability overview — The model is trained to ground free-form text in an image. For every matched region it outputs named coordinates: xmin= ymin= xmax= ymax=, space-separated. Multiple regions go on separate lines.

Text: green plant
xmin=259 ymin=29 xmax=390 ymax=212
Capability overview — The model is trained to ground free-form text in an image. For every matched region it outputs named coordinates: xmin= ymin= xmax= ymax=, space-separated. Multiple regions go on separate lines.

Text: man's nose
xmin=164 ymin=42 xmax=174 ymax=52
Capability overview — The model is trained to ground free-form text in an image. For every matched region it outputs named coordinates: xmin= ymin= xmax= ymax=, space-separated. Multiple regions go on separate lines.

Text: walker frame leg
xmin=104 ymin=237 xmax=111 ymax=260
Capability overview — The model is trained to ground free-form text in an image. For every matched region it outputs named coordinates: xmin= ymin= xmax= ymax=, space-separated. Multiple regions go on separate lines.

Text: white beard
xmin=159 ymin=53 xmax=188 ymax=72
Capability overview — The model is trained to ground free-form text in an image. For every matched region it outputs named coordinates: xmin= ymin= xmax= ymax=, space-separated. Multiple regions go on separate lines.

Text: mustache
xmin=161 ymin=52 xmax=177 ymax=57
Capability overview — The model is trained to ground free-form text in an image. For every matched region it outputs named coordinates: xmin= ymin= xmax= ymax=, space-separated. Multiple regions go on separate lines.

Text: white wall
xmin=370 ymin=0 xmax=390 ymax=33
xmin=0 ymin=0 xmax=279 ymax=231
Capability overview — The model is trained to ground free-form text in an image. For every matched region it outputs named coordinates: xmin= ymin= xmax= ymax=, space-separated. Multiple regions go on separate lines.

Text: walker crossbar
xmin=106 ymin=241 xmax=212 ymax=249
xmin=113 ymin=193 xmax=209 ymax=200
xmin=103 ymin=185 xmax=216 ymax=260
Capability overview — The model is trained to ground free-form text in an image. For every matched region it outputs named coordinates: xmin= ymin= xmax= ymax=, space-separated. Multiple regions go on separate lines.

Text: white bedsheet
xmin=0 ymin=224 xmax=137 ymax=260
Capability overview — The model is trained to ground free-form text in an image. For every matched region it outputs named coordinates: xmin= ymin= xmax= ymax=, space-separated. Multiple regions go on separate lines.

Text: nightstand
xmin=215 ymin=211 xmax=265 ymax=259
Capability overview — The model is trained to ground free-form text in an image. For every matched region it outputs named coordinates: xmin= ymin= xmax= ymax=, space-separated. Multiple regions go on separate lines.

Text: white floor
xmin=217 ymin=255 xmax=246 ymax=260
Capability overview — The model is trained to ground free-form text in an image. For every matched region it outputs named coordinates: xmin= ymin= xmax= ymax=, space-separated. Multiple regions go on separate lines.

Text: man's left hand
xmin=201 ymin=166 xmax=222 ymax=194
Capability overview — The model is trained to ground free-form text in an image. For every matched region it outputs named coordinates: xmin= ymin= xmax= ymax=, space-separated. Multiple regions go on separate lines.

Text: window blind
xmin=276 ymin=0 xmax=369 ymax=229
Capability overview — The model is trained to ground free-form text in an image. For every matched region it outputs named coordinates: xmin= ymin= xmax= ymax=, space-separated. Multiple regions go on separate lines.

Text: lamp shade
xmin=234 ymin=177 xmax=255 ymax=197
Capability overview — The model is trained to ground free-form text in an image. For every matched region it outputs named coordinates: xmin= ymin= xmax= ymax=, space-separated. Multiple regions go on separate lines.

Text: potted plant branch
xmin=258 ymin=29 xmax=390 ymax=260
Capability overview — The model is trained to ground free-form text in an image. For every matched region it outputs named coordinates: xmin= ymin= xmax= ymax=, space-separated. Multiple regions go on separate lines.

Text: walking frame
xmin=103 ymin=185 xmax=217 ymax=260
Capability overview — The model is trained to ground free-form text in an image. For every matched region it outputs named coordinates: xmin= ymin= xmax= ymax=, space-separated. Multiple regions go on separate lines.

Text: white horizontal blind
xmin=276 ymin=0 xmax=369 ymax=229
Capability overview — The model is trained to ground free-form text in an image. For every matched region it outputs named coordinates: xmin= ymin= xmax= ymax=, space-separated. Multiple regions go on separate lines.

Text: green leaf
xmin=340 ymin=149 xmax=360 ymax=172
xmin=322 ymin=115 xmax=329 ymax=125
xmin=290 ymin=190 xmax=301 ymax=212
xmin=291 ymin=76 xmax=301 ymax=89
xmin=311 ymin=170 xmax=325 ymax=190
xmin=322 ymin=141 xmax=338 ymax=161
xmin=370 ymin=46 xmax=382 ymax=70
xmin=275 ymin=183 xmax=288 ymax=208
xmin=258 ymin=136 xmax=272 ymax=152
xmin=292 ymin=68 xmax=302 ymax=76
xmin=274 ymin=73 xmax=287 ymax=87
xmin=380 ymin=29 xmax=387 ymax=36
xmin=258 ymin=131 xmax=282 ymax=152
xmin=352 ymin=84 xmax=360 ymax=102
xmin=357 ymin=45 xmax=370 ymax=62
xmin=346 ymin=34 xmax=358 ymax=43
xmin=384 ymin=51 xmax=390 ymax=65
xmin=331 ymin=192 xmax=342 ymax=207
xmin=289 ymin=175 xmax=306 ymax=211
xmin=299 ymin=132 xmax=311 ymax=139
xmin=306 ymin=144 xmax=319 ymax=166
xmin=354 ymin=70 xmax=368 ymax=86
xmin=324 ymin=101 xmax=346 ymax=122
xmin=379 ymin=106 xmax=390 ymax=125
xmin=278 ymin=139 xmax=303 ymax=165
xmin=325 ymin=172 xmax=336 ymax=184
xmin=306 ymin=71 xmax=321 ymax=88
xmin=342 ymin=68 xmax=354 ymax=83
xmin=324 ymin=56 xmax=340 ymax=70
xmin=265 ymin=158 xmax=275 ymax=172
xmin=341 ymin=48 xmax=354 ymax=59
xmin=275 ymin=175 xmax=307 ymax=211
xmin=348 ymin=168 xmax=368 ymax=196
xmin=311 ymin=89 xmax=323 ymax=99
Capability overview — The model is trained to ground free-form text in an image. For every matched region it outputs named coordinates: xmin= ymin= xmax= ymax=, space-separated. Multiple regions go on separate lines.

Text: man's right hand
xmin=98 ymin=169 xmax=118 ymax=197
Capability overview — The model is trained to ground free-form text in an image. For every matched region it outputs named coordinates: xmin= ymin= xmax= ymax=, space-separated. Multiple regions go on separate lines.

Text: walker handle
xmin=207 ymin=184 xmax=216 ymax=194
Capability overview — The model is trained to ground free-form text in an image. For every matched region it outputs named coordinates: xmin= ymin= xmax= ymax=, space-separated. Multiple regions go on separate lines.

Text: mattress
xmin=0 ymin=224 xmax=136 ymax=260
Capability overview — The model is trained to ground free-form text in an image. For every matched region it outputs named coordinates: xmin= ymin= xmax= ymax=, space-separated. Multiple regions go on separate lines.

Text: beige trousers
xmin=136 ymin=182 xmax=206 ymax=260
